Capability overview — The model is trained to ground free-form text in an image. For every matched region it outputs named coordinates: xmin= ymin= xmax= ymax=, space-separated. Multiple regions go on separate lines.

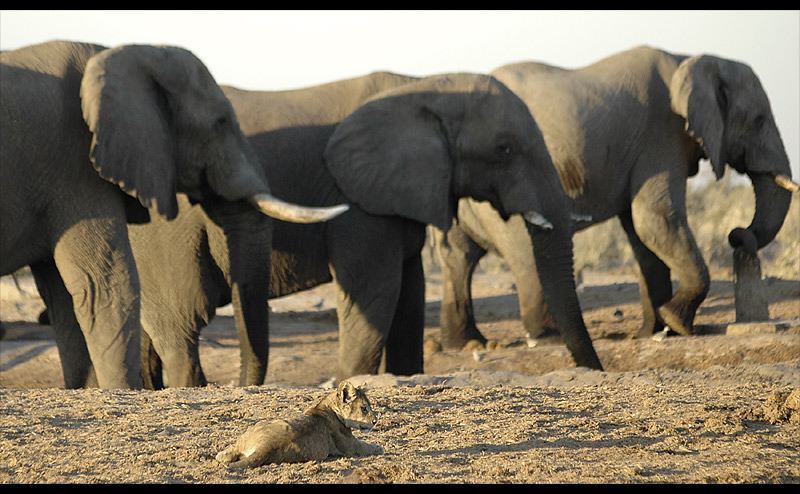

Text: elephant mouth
xmin=523 ymin=210 xmax=553 ymax=230
xmin=523 ymin=211 xmax=591 ymax=232
xmin=570 ymin=212 xmax=593 ymax=224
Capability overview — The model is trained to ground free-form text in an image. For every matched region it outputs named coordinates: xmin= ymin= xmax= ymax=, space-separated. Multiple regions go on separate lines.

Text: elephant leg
xmin=30 ymin=260 xmax=98 ymax=388
xmin=52 ymin=218 xmax=143 ymax=388
xmin=384 ymin=254 xmax=426 ymax=376
xmin=438 ymin=224 xmax=488 ymax=349
xmin=630 ymin=189 xmax=709 ymax=336
xmin=137 ymin=261 xmax=208 ymax=388
xmin=329 ymin=215 xmax=404 ymax=381
xmin=618 ymin=211 xmax=671 ymax=337
xmin=333 ymin=273 xmax=400 ymax=381
xmin=145 ymin=326 xmax=205 ymax=388
xmin=140 ymin=330 xmax=164 ymax=390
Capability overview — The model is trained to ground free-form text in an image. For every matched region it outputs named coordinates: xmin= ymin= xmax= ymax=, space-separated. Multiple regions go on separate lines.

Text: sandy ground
xmin=1 ymin=269 xmax=799 ymax=484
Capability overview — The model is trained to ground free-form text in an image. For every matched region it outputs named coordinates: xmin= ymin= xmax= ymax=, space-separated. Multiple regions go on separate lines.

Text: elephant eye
xmin=753 ymin=114 xmax=766 ymax=129
xmin=214 ymin=116 xmax=228 ymax=130
xmin=495 ymin=144 xmax=512 ymax=162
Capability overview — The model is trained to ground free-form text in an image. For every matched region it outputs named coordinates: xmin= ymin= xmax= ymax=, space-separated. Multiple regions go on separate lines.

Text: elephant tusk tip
xmin=248 ymin=194 xmax=350 ymax=223
xmin=324 ymin=203 xmax=350 ymax=219
xmin=774 ymin=174 xmax=800 ymax=192
xmin=291 ymin=203 xmax=350 ymax=223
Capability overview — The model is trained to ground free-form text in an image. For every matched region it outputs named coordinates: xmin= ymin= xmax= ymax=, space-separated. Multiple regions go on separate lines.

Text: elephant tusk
xmin=523 ymin=211 xmax=553 ymax=230
xmin=248 ymin=193 xmax=350 ymax=223
xmin=570 ymin=212 xmax=592 ymax=223
xmin=774 ymin=174 xmax=799 ymax=192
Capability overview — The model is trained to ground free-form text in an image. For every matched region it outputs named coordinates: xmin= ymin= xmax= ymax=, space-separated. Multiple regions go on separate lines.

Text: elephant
xmin=435 ymin=46 xmax=797 ymax=350
xmin=136 ymin=70 xmax=603 ymax=387
xmin=0 ymin=41 xmax=346 ymax=389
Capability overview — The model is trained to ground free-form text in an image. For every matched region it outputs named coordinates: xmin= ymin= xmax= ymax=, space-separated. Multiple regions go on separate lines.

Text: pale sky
xmin=1 ymin=10 xmax=798 ymax=179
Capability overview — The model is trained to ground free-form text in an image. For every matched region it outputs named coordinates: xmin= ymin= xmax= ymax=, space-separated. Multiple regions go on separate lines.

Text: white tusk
xmin=248 ymin=193 xmax=349 ymax=224
xmin=570 ymin=212 xmax=592 ymax=223
xmin=523 ymin=210 xmax=553 ymax=230
xmin=774 ymin=174 xmax=799 ymax=192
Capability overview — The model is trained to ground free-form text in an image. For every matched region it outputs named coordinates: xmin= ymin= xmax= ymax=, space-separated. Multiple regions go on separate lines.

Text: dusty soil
xmin=1 ymin=269 xmax=799 ymax=484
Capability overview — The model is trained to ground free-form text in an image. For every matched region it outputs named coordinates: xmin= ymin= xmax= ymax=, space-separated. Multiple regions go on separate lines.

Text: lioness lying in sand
xmin=216 ymin=381 xmax=383 ymax=468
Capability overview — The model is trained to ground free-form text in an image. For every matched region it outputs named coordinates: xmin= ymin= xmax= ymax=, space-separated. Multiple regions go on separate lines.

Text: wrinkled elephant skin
xmin=0 ymin=41 xmax=341 ymax=389
xmin=437 ymin=46 xmax=796 ymax=347
xmin=138 ymin=71 xmax=602 ymax=386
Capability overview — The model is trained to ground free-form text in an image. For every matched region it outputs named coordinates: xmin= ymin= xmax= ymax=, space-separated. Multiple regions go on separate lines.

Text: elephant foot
xmin=461 ymin=338 xmax=506 ymax=351
xmin=525 ymin=327 xmax=563 ymax=348
xmin=657 ymin=303 xmax=695 ymax=336
xmin=463 ymin=339 xmax=487 ymax=351
xmin=634 ymin=319 xmax=665 ymax=338
xmin=440 ymin=325 xmax=488 ymax=351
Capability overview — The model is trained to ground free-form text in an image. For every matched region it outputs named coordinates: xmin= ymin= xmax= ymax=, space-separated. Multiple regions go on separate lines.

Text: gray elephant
xmin=436 ymin=46 xmax=797 ymax=350
xmin=0 ymin=41 xmax=345 ymax=388
xmin=137 ymin=70 xmax=603 ymax=387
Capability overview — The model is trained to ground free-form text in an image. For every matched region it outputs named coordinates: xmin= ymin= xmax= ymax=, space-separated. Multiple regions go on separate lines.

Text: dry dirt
xmin=1 ymin=268 xmax=799 ymax=484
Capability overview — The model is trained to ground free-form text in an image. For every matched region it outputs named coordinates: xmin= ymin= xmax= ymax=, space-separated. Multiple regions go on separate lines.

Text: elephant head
xmin=324 ymin=74 xmax=559 ymax=233
xmin=670 ymin=55 xmax=797 ymax=254
xmin=79 ymin=44 xmax=347 ymax=223
xmin=324 ymin=74 xmax=602 ymax=370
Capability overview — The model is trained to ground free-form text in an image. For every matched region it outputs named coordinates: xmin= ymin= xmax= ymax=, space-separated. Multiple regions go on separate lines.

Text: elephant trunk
xmin=205 ymin=199 xmax=275 ymax=386
xmin=527 ymin=222 xmax=603 ymax=370
xmin=728 ymin=172 xmax=795 ymax=253
xmin=248 ymin=193 xmax=349 ymax=224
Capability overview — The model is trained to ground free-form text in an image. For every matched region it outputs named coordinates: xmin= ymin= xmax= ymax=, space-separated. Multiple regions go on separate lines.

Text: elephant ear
xmin=670 ymin=55 xmax=726 ymax=179
xmin=323 ymin=85 xmax=456 ymax=232
xmin=80 ymin=45 xmax=178 ymax=219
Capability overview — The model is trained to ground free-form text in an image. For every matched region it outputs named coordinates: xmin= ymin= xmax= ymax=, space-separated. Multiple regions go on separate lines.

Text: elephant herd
xmin=1 ymin=41 xmax=795 ymax=390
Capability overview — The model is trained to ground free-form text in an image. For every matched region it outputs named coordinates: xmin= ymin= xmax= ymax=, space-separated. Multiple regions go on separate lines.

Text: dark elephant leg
xmin=384 ymin=226 xmax=427 ymax=375
xmin=329 ymin=214 xmax=404 ymax=381
xmin=618 ymin=211 xmax=671 ymax=337
xmin=630 ymin=184 xmax=709 ymax=336
xmin=51 ymin=217 xmax=143 ymax=388
xmin=30 ymin=260 xmax=98 ymax=388
xmin=438 ymin=224 xmax=488 ymax=349
xmin=333 ymin=269 xmax=400 ymax=381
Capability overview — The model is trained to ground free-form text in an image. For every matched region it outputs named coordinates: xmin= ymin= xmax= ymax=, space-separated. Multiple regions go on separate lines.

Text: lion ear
xmin=338 ymin=380 xmax=357 ymax=403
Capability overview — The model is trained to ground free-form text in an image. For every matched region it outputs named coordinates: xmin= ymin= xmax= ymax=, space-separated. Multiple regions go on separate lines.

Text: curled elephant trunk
xmin=248 ymin=193 xmax=349 ymax=224
xmin=728 ymin=173 xmax=795 ymax=253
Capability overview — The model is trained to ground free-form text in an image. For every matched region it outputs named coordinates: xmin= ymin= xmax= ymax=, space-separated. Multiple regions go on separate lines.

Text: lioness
xmin=216 ymin=380 xmax=384 ymax=468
